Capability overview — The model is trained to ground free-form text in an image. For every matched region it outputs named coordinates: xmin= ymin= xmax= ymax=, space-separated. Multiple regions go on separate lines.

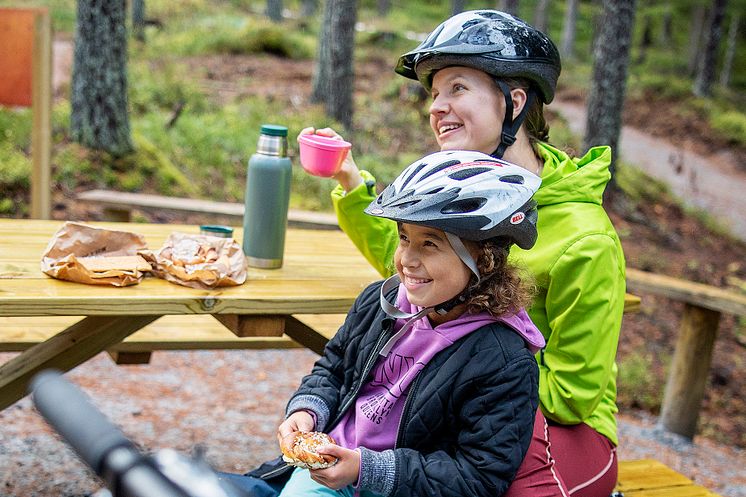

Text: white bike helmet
xmin=365 ymin=150 xmax=540 ymax=250
xmin=367 ymin=150 xmax=541 ymax=354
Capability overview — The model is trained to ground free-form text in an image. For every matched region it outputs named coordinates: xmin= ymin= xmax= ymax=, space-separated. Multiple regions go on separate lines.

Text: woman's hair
xmin=495 ymin=77 xmax=550 ymax=147
xmin=464 ymin=239 xmax=535 ymax=317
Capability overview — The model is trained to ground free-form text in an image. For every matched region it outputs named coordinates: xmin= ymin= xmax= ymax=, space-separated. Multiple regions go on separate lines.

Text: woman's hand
xmin=309 ymin=445 xmax=361 ymax=490
xmin=298 ymin=127 xmax=364 ymax=192
xmin=276 ymin=410 xmax=315 ymax=446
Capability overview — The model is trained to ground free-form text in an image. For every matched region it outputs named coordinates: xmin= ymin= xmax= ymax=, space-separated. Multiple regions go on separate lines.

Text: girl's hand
xmin=297 ymin=127 xmax=363 ymax=192
xmin=276 ymin=411 xmax=315 ymax=446
xmin=309 ymin=445 xmax=361 ymax=490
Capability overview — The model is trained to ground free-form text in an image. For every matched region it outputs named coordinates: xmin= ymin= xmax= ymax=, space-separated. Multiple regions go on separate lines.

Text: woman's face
xmin=395 ymin=223 xmax=471 ymax=309
xmin=429 ymin=66 xmax=504 ymax=155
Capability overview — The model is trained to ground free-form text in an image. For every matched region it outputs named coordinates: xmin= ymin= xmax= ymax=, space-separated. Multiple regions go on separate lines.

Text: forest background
xmin=0 ymin=0 xmax=745 ymax=474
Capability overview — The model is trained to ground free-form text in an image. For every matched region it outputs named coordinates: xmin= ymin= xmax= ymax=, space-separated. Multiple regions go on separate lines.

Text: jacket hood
xmin=395 ymin=284 xmax=545 ymax=353
xmin=534 ymin=143 xmax=612 ymax=207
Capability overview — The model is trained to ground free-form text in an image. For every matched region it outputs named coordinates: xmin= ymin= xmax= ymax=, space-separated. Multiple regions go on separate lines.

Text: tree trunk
xmin=132 ymin=0 xmax=145 ymax=42
xmin=267 ymin=0 xmax=283 ymax=22
xmin=311 ymin=0 xmax=332 ymax=104
xmin=301 ymin=0 xmax=318 ymax=17
xmin=452 ymin=0 xmax=466 ymax=15
xmin=687 ymin=4 xmax=708 ymax=76
xmin=71 ymin=0 xmax=132 ymax=157
xmin=561 ymin=0 xmax=579 ymax=60
xmin=584 ymin=0 xmax=637 ymax=198
xmin=659 ymin=4 xmax=673 ymax=45
xmin=636 ymin=14 xmax=653 ymax=63
xmin=326 ymin=0 xmax=357 ymax=130
xmin=377 ymin=0 xmax=391 ymax=16
xmin=693 ymin=0 xmax=727 ymax=97
xmin=719 ymin=11 xmax=739 ymax=87
xmin=499 ymin=0 xmax=520 ymax=16
xmin=534 ymin=0 xmax=550 ymax=33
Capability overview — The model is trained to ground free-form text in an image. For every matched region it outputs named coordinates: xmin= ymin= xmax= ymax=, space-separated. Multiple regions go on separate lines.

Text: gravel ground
xmin=1 ymin=349 xmax=744 ymax=497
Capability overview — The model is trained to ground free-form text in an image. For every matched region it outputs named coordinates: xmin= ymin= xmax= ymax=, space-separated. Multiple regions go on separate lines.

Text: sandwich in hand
xmin=280 ymin=431 xmax=338 ymax=469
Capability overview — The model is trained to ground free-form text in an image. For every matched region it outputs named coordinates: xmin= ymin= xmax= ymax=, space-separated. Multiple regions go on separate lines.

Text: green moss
xmin=710 ymin=111 xmax=746 ymax=146
xmin=0 ymin=142 xmax=31 ymax=188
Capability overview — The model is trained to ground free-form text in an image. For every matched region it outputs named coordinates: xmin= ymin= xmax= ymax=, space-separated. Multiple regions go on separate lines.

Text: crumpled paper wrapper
xmin=140 ymin=232 xmax=247 ymax=289
xmin=41 ymin=222 xmax=151 ymax=287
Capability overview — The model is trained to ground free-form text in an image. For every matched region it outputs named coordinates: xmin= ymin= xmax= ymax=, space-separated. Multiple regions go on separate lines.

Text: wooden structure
xmin=77 ymin=189 xmax=339 ymax=229
xmin=0 ymin=8 xmax=52 ymax=219
xmin=0 ymin=218 xmax=380 ymax=411
xmin=626 ymin=268 xmax=746 ymax=439
xmin=616 ymin=459 xmax=721 ymax=496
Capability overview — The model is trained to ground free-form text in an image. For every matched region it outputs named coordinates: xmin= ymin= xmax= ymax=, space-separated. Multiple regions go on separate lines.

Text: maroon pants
xmin=505 ymin=410 xmax=617 ymax=497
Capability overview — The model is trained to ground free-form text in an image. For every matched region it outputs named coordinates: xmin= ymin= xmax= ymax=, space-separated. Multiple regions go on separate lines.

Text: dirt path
xmin=552 ymin=100 xmax=746 ymax=242
xmin=1 ymin=349 xmax=745 ymax=497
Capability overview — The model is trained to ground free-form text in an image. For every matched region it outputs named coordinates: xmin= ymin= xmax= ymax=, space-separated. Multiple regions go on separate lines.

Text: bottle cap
xmin=199 ymin=225 xmax=234 ymax=238
xmin=260 ymin=124 xmax=288 ymax=137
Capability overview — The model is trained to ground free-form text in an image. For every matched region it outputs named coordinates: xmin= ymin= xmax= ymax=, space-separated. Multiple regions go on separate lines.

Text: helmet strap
xmin=377 ymin=234 xmax=482 ymax=355
xmin=491 ymin=81 xmax=536 ymax=159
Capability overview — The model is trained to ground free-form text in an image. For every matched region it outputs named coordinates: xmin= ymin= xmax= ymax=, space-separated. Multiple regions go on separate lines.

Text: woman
xmin=304 ymin=10 xmax=626 ymax=497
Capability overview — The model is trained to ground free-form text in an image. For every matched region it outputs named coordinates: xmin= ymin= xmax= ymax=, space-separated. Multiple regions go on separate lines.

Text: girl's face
xmin=429 ymin=66 xmax=504 ymax=155
xmin=395 ymin=223 xmax=472 ymax=311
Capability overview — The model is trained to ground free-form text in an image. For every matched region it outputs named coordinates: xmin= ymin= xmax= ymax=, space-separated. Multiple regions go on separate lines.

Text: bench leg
xmin=659 ymin=303 xmax=720 ymax=438
xmin=102 ymin=207 xmax=132 ymax=222
xmin=0 ymin=315 xmax=159 ymax=411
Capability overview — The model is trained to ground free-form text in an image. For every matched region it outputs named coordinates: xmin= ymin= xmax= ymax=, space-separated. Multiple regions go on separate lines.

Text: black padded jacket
xmin=248 ymin=280 xmax=539 ymax=497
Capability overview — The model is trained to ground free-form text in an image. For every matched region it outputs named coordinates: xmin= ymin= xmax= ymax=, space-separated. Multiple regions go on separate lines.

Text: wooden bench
xmin=626 ymin=268 xmax=746 ymax=439
xmin=616 ymin=459 xmax=722 ymax=496
xmin=76 ymin=189 xmax=340 ymax=230
xmin=0 ymin=314 xmax=346 ymax=365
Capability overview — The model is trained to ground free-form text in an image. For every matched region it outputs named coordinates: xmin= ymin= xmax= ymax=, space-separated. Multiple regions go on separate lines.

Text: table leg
xmin=0 ymin=315 xmax=159 ymax=411
xmin=284 ymin=317 xmax=330 ymax=355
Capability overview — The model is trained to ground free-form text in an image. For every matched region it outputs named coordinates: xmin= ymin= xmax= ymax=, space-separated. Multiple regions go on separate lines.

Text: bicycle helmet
xmin=395 ymin=10 xmax=560 ymax=103
xmin=367 ymin=150 xmax=541 ymax=352
xmin=395 ymin=10 xmax=561 ymax=159
xmin=365 ymin=150 xmax=540 ymax=249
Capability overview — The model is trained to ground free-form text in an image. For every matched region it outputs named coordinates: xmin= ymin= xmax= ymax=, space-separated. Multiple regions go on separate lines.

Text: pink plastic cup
xmin=298 ymin=134 xmax=351 ymax=178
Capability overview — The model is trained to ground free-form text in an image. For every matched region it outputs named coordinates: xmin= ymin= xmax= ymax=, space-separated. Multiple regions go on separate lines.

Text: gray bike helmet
xmin=365 ymin=150 xmax=540 ymax=250
xmin=395 ymin=10 xmax=561 ymax=159
xmin=395 ymin=10 xmax=560 ymax=103
xmin=367 ymin=150 xmax=540 ymax=343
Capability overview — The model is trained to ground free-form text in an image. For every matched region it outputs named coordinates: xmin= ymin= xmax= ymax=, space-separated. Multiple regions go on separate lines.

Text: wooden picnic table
xmin=0 ymin=218 xmax=640 ymax=412
xmin=0 ymin=218 xmax=380 ymax=410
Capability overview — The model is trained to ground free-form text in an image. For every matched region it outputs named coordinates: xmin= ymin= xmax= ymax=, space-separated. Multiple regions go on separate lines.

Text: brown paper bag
xmin=40 ymin=222 xmax=151 ymax=287
xmin=140 ymin=232 xmax=247 ymax=289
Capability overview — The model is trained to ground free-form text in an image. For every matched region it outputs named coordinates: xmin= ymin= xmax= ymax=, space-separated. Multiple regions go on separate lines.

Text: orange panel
xmin=0 ymin=8 xmax=45 ymax=107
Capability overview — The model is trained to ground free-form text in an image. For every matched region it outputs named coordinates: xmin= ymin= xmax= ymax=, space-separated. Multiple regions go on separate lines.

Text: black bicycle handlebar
xmin=30 ymin=370 xmax=248 ymax=497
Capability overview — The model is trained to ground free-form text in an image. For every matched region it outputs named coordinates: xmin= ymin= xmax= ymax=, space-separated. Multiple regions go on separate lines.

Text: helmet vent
xmin=448 ymin=167 xmax=492 ymax=181
xmin=396 ymin=200 xmax=421 ymax=209
xmin=400 ymin=163 xmax=428 ymax=189
xmin=419 ymin=159 xmax=461 ymax=181
xmin=499 ymin=174 xmax=525 ymax=184
xmin=423 ymin=186 xmax=444 ymax=195
xmin=441 ymin=198 xmax=487 ymax=214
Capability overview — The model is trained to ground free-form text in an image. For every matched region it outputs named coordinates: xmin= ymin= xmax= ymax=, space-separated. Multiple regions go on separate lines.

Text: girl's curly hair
xmin=464 ymin=239 xmax=535 ymax=317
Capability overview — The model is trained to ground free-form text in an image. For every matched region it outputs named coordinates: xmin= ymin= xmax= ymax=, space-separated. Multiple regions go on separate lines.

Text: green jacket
xmin=331 ymin=142 xmax=625 ymax=445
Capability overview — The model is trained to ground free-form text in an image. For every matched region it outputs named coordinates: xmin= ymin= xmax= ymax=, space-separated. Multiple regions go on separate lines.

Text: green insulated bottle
xmin=242 ymin=124 xmax=292 ymax=268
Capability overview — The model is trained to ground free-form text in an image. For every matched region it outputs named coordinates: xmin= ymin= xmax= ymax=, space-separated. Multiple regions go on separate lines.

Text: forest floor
xmin=2 ymin=42 xmax=744 ymax=496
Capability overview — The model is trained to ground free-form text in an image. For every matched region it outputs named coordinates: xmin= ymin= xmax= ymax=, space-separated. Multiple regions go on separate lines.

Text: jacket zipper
xmin=329 ymin=319 xmax=393 ymax=428
xmin=394 ymin=371 xmax=424 ymax=449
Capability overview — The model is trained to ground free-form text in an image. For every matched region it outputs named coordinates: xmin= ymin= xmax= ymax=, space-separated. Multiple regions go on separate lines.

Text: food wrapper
xmin=40 ymin=222 xmax=151 ymax=287
xmin=140 ymin=232 xmax=247 ymax=289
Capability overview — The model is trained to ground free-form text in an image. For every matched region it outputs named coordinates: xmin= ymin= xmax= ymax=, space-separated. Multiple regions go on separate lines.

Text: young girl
xmin=225 ymin=150 xmax=545 ymax=497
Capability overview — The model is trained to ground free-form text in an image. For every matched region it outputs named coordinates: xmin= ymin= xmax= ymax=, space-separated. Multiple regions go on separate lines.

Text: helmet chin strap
xmin=377 ymin=233 xmax=481 ymax=356
xmin=491 ymin=81 xmax=536 ymax=159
